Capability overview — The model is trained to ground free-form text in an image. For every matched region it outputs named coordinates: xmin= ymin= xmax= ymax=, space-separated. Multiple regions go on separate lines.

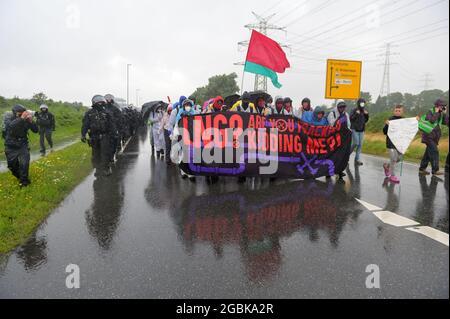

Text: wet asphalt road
xmin=0 ymin=128 xmax=448 ymax=298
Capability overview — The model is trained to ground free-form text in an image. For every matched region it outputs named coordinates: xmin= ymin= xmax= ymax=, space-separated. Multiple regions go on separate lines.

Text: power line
xmin=329 ymin=0 xmax=447 ymax=45
xmin=283 ymin=0 xmax=382 ymax=44
xmin=286 ymin=0 xmax=445 ymax=59
xmin=286 ymin=18 xmax=448 ymax=61
xmin=283 ymin=0 xmax=335 ymax=27
xmin=287 ymin=0 xmax=395 ymax=47
xmin=272 ymin=0 xmax=310 ymax=23
xmin=261 ymin=0 xmax=286 ymax=16
xmin=396 ymin=31 xmax=448 ymax=46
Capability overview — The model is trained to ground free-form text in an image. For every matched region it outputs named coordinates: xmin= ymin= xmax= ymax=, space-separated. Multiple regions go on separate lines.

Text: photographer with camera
xmin=418 ymin=98 xmax=448 ymax=176
xmin=2 ymin=104 xmax=38 ymax=187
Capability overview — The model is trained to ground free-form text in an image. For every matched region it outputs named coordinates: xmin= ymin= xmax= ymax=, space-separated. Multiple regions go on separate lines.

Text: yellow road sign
xmin=325 ymin=59 xmax=362 ymax=100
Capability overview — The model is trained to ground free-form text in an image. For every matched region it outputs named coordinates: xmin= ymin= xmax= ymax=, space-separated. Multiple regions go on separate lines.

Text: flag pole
xmin=240 ymin=65 xmax=245 ymax=96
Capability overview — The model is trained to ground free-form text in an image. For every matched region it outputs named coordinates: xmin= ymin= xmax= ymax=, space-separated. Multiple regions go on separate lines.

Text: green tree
xmin=403 ymin=93 xmax=418 ymax=112
xmin=388 ymin=92 xmax=404 ymax=107
xmin=191 ymin=73 xmax=239 ymax=105
xmin=31 ymin=92 xmax=48 ymax=105
xmin=0 ymin=96 xmax=8 ymax=109
xmin=416 ymin=89 xmax=445 ymax=114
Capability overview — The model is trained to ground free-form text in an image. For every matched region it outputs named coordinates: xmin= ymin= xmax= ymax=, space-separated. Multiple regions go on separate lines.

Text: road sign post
xmin=325 ymin=59 xmax=362 ymax=100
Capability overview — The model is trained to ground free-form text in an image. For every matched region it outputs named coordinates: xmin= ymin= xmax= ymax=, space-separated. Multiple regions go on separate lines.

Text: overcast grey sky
xmin=0 ymin=0 xmax=448 ymax=107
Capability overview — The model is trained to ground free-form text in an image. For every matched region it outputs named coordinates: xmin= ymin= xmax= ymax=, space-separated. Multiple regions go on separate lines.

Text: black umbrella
xmin=141 ymin=101 xmax=168 ymax=121
xmin=224 ymin=94 xmax=241 ymax=108
xmin=247 ymin=91 xmax=272 ymax=104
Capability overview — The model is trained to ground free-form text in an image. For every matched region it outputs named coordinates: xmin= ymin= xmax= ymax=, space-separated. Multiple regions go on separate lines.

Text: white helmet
xmin=104 ymin=94 xmax=115 ymax=102
xmin=92 ymin=95 xmax=107 ymax=105
xmin=40 ymin=104 xmax=49 ymax=110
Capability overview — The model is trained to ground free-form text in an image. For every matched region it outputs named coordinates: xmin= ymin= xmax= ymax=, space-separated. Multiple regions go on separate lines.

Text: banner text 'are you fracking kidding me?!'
xmin=173 ymin=112 xmax=352 ymax=178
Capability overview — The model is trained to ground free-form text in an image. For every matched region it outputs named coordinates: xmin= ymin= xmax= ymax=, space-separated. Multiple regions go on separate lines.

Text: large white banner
xmin=387 ymin=117 xmax=418 ymax=154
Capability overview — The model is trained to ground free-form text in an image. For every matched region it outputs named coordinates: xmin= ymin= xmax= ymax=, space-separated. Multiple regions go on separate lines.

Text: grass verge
xmin=0 ymin=142 xmax=92 ymax=254
xmin=363 ymin=133 xmax=448 ymax=167
xmin=0 ymin=125 xmax=80 ymax=161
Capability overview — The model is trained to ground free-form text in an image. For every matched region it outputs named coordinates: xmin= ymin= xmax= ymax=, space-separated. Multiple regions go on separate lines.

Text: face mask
xmin=185 ymin=106 xmax=192 ymax=112
xmin=360 ymin=103 xmax=365 ymax=108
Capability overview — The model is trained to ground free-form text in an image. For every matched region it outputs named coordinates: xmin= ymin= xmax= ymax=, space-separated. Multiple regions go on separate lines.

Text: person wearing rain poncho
xmin=205 ymin=96 xmax=225 ymax=113
xmin=255 ymin=95 xmax=272 ymax=116
xmin=302 ymin=106 xmax=329 ymax=126
xmin=148 ymin=105 xmax=166 ymax=158
xmin=271 ymin=96 xmax=288 ymax=115
xmin=297 ymin=97 xmax=313 ymax=120
xmin=172 ymin=99 xmax=197 ymax=180
xmin=161 ymin=104 xmax=173 ymax=165
xmin=167 ymin=96 xmax=187 ymax=136
xmin=282 ymin=97 xmax=295 ymax=116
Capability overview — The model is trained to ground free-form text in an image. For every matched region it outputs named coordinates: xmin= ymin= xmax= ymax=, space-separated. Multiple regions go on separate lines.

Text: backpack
xmin=418 ymin=110 xmax=443 ymax=134
xmin=2 ymin=111 xmax=14 ymax=138
xmin=37 ymin=112 xmax=51 ymax=126
xmin=88 ymin=109 xmax=109 ymax=134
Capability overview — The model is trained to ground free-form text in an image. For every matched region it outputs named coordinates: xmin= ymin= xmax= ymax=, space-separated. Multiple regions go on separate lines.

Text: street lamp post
xmin=126 ymin=63 xmax=132 ymax=106
xmin=136 ymin=88 xmax=140 ymax=107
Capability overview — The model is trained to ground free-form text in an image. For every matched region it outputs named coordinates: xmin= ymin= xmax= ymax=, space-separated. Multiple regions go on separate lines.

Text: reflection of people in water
xmin=145 ymin=155 xmax=183 ymax=211
xmin=84 ymin=134 xmax=142 ymax=250
xmin=346 ymin=163 xmax=361 ymax=199
xmin=15 ymin=234 xmax=47 ymax=271
xmin=85 ymin=175 xmax=124 ymax=250
xmin=414 ymin=175 xmax=445 ymax=231
xmin=171 ymin=179 xmax=362 ymax=282
xmin=381 ymin=176 xmax=400 ymax=213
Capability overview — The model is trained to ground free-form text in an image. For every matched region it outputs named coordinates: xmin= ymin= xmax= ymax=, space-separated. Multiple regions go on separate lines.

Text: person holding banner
xmin=255 ymin=96 xmax=271 ymax=116
xmin=418 ymin=98 xmax=448 ymax=176
xmin=382 ymin=105 xmax=405 ymax=183
xmin=174 ymin=99 xmax=197 ymax=181
xmin=270 ymin=96 xmax=285 ymax=115
xmin=230 ymin=91 xmax=257 ymax=113
xmin=206 ymin=96 xmax=224 ymax=113
xmin=328 ymin=100 xmax=351 ymax=129
xmin=328 ymin=100 xmax=351 ymax=179
xmin=297 ymin=97 xmax=312 ymax=120
xmin=282 ymin=97 xmax=294 ymax=116
xmin=302 ymin=106 xmax=329 ymax=126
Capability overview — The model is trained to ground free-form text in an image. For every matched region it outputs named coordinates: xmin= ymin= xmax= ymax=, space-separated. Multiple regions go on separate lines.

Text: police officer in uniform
xmin=104 ymin=94 xmax=123 ymax=162
xmin=35 ymin=104 xmax=55 ymax=154
xmin=2 ymin=104 xmax=38 ymax=186
xmin=81 ymin=95 xmax=116 ymax=177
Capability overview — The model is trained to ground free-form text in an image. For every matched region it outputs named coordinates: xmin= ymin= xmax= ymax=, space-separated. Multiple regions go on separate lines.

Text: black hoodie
xmin=350 ymin=107 xmax=369 ymax=132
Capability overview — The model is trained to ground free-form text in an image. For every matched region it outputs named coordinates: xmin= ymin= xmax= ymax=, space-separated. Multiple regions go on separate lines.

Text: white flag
xmin=387 ymin=117 xmax=418 ymax=154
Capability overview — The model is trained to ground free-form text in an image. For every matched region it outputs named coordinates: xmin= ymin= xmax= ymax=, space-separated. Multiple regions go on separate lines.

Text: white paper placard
xmin=387 ymin=117 xmax=418 ymax=154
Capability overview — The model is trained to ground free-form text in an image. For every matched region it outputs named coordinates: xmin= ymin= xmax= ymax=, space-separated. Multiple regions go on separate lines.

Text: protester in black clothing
xmin=350 ymin=98 xmax=369 ymax=165
xmin=104 ymin=94 xmax=123 ymax=162
xmin=81 ymin=95 xmax=116 ymax=177
xmin=2 ymin=104 xmax=38 ymax=186
xmin=35 ymin=104 xmax=55 ymax=154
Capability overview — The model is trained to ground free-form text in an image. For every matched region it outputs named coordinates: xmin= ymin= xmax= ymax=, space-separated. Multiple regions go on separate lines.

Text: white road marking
xmin=356 ymin=197 xmax=449 ymax=247
xmin=406 ymin=226 xmax=449 ymax=247
xmin=355 ymin=198 xmax=382 ymax=211
xmin=372 ymin=211 xmax=420 ymax=227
